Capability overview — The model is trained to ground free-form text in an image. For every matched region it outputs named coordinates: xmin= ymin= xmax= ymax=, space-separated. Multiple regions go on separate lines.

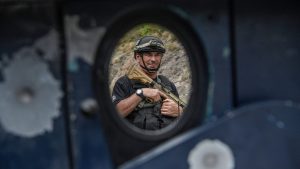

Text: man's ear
xmin=135 ymin=53 xmax=141 ymax=60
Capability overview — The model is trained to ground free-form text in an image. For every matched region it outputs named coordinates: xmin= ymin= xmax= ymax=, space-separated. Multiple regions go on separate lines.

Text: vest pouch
xmin=128 ymin=102 xmax=177 ymax=130
xmin=130 ymin=110 xmax=146 ymax=129
xmin=159 ymin=115 xmax=176 ymax=128
xmin=144 ymin=108 xmax=160 ymax=130
xmin=130 ymin=103 xmax=162 ymax=130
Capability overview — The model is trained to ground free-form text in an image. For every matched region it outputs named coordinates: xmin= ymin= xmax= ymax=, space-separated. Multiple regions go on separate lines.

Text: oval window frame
xmin=94 ymin=4 xmax=208 ymax=141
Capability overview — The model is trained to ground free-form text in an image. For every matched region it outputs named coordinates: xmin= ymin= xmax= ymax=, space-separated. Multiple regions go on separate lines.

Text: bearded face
xmin=136 ymin=52 xmax=163 ymax=73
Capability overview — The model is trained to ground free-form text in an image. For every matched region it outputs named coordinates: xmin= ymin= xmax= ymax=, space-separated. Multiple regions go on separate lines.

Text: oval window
xmin=94 ymin=5 xmax=208 ymax=140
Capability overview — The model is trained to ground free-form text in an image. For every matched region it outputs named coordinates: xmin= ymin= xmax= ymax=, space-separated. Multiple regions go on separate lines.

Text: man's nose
xmin=149 ymin=55 xmax=156 ymax=60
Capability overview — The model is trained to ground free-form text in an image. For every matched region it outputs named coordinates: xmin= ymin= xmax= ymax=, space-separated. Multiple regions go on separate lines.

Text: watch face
xmin=137 ymin=89 xmax=142 ymax=94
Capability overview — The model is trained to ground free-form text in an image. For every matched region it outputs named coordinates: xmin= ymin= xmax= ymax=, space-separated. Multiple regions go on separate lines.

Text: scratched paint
xmin=0 ymin=54 xmax=62 ymax=137
xmin=188 ymin=139 xmax=235 ymax=169
xmin=65 ymin=15 xmax=106 ymax=70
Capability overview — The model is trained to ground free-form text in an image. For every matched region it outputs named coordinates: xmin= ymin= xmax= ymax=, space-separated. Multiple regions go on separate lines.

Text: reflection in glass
xmin=109 ymin=23 xmax=191 ymax=130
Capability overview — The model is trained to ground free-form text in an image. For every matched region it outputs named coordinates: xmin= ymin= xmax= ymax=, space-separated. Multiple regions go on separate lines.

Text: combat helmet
xmin=134 ymin=36 xmax=166 ymax=53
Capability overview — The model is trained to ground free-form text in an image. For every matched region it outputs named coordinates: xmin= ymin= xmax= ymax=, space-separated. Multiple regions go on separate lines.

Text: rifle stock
xmin=127 ymin=64 xmax=187 ymax=107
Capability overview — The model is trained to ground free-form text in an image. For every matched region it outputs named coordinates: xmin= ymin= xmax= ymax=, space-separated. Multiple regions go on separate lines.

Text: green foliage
xmin=137 ymin=24 xmax=164 ymax=36
xmin=119 ymin=23 xmax=165 ymax=45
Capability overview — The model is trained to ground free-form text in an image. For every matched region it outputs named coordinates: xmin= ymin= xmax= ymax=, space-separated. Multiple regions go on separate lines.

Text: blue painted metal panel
xmin=235 ymin=1 xmax=300 ymax=105
xmin=0 ymin=3 xmax=70 ymax=169
xmin=68 ymin=59 xmax=113 ymax=169
xmin=185 ymin=0 xmax=233 ymax=117
xmin=64 ymin=3 xmax=115 ymax=168
xmin=120 ymin=101 xmax=300 ymax=169
xmin=1 ymin=1 xmax=299 ymax=169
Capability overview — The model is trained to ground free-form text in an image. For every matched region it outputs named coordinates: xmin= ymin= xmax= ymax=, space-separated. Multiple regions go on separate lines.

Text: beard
xmin=144 ymin=61 xmax=161 ymax=73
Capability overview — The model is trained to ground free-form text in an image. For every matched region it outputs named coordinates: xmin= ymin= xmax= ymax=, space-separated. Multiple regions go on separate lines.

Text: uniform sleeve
xmin=112 ymin=76 xmax=131 ymax=105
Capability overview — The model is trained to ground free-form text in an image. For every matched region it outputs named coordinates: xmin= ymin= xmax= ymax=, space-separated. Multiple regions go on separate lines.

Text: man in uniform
xmin=112 ymin=36 xmax=183 ymax=130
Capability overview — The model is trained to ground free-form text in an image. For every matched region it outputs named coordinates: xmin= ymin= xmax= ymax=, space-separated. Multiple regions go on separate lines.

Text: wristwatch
xmin=136 ymin=89 xmax=145 ymax=99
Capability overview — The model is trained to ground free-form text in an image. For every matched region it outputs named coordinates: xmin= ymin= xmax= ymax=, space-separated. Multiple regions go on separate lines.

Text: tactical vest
xmin=125 ymin=75 xmax=177 ymax=130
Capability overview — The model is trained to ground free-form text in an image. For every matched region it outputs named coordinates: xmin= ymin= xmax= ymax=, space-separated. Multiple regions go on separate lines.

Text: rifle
xmin=126 ymin=64 xmax=187 ymax=107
